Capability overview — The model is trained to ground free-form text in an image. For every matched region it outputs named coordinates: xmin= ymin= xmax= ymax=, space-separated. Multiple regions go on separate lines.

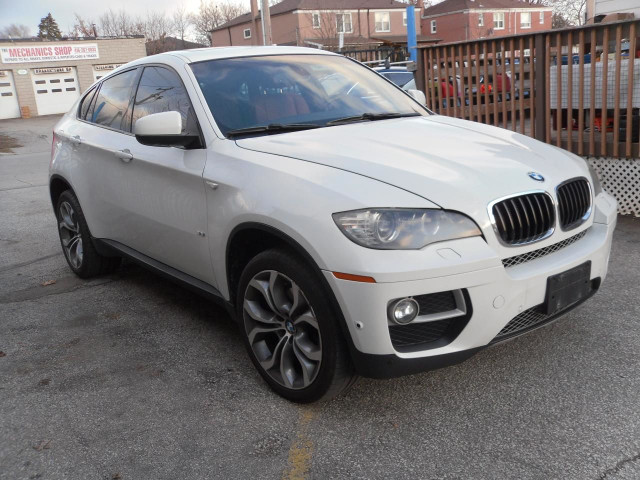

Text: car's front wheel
xmin=237 ymin=249 xmax=356 ymax=402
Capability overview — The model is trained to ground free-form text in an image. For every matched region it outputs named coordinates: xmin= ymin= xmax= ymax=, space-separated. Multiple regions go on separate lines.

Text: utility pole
xmin=250 ymin=0 xmax=259 ymax=45
xmin=260 ymin=0 xmax=272 ymax=45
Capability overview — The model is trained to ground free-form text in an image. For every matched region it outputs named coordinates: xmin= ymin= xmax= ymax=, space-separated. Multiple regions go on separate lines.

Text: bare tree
xmin=67 ymin=14 xmax=98 ymax=37
xmin=304 ymin=1 xmax=354 ymax=49
xmin=0 ymin=23 xmax=32 ymax=38
xmin=172 ymin=4 xmax=191 ymax=47
xmin=219 ymin=1 xmax=245 ymax=23
xmin=315 ymin=11 xmax=339 ymax=48
xmin=144 ymin=11 xmax=172 ymax=53
xmin=551 ymin=0 xmax=586 ymax=26
xmin=99 ymin=9 xmax=145 ymax=36
xmin=190 ymin=0 xmax=246 ymax=45
xmin=190 ymin=1 xmax=224 ymax=45
xmin=144 ymin=11 xmax=171 ymax=41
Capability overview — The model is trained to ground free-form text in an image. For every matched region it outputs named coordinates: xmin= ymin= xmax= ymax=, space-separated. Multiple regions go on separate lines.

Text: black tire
xmin=236 ymin=249 xmax=356 ymax=403
xmin=55 ymin=190 xmax=121 ymax=278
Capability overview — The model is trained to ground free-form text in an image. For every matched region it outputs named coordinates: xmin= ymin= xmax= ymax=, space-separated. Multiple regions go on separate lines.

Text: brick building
xmin=421 ymin=0 xmax=552 ymax=44
xmin=0 ymin=36 xmax=147 ymax=119
xmin=211 ymin=0 xmax=422 ymax=49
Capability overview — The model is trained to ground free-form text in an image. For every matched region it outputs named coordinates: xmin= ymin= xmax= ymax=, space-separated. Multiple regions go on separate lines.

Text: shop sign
xmin=0 ymin=43 xmax=99 ymax=63
xmin=33 ymin=66 xmax=72 ymax=74
xmin=94 ymin=63 xmax=122 ymax=71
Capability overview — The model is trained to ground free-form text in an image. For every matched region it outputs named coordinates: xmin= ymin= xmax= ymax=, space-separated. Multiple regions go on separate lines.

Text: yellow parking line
xmin=282 ymin=407 xmax=316 ymax=480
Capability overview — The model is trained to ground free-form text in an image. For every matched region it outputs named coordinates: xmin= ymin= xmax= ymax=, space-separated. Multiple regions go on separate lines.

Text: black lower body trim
xmin=93 ymin=238 xmax=235 ymax=316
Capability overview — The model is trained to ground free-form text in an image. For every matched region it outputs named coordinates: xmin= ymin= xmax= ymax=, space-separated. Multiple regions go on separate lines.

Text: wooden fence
xmin=339 ymin=46 xmax=409 ymax=64
xmin=416 ymin=20 xmax=640 ymax=159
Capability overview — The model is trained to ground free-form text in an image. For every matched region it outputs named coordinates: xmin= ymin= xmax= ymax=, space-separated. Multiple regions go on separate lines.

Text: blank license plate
xmin=544 ymin=261 xmax=592 ymax=315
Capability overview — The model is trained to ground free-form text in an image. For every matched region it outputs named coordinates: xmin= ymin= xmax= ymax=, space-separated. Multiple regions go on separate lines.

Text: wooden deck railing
xmin=416 ymin=20 xmax=640 ymax=159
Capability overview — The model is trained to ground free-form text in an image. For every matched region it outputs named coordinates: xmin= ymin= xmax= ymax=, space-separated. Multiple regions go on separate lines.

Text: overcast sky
xmin=1 ymin=0 xmax=442 ymax=38
xmin=0 ymin=0 xmax=207 ymax=36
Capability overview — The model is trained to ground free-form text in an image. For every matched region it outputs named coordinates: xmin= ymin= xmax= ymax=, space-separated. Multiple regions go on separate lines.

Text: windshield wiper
xmin=226 ymin=123 xmax=322 ymax=138
xmin=326 ymin=112 xmax=421 ymax=126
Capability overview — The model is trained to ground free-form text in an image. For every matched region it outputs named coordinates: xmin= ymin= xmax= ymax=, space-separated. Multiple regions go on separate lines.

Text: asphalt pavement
xmin=1 ymin=116 xmax=639 ymax=480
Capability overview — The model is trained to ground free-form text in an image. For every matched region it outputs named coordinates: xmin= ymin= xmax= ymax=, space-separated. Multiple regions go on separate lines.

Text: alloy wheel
xmin=58 ymin=201 xmax=83 ymax=269
xmin=243 ymin=270 xmax=322 ymax=390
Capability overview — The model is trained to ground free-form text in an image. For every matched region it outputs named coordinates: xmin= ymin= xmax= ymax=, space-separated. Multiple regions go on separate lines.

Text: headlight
xmin=587 ymin=164 xmax=603 ymax=196
xmin=332 ymin=208 xmax=481 ymax=250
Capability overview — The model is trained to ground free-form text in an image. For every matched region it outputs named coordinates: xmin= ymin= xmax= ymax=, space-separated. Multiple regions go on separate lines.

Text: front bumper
xmin=323 ymin=193 xmax=617 ymax=378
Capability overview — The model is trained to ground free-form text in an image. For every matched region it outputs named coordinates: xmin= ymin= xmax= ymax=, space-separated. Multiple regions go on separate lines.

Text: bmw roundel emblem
xmin=528 ymin=172 xmax=545 ymax=182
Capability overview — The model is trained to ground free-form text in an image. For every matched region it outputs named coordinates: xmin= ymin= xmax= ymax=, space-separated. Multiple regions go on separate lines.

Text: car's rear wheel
xmin=56 ymin=190 xmax=120 ymax=278
xmin=237 ymin=249 xmax=356 ymax=402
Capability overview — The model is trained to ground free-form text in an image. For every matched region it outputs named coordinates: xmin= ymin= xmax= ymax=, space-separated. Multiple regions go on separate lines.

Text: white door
xmin=0 ymin=71 xmax=20 ymax=119
xmin=66 ymin=66 xmax=213 ymax=284
xmin=32 ymin=68 xmax=80 ymax=116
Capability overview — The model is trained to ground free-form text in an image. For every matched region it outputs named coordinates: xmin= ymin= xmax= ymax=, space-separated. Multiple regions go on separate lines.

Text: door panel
xmin=105 ymin=138 xmax=212 ymax=283
xmin=76 ymin=65 xmax=213 ymax=284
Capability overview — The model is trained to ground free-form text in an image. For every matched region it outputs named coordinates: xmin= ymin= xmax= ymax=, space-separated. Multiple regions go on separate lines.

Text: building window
xmin=540 ymin=11 xmax=544 ymax=24
xmin=520 ymin=12 xmax=531 ymax=28
xmin=478 ymin=13 xmax=484 ymax=26
xmin=493 ymin=12 xmax=504 ymax=30
xmin=375 ymin=12 xmax=391 ymax=32
xmin=312 ymin=12 xmax=320 ymax=29
xmin=336 ymin=13 xmax=352 ymax=34
xmin=403 ymin=11 xmax=407 ymax=26
xmin=430 ymin=20 xmax=436 ymax=34
xmin=243 ymin=28 xmax=251 ymax=39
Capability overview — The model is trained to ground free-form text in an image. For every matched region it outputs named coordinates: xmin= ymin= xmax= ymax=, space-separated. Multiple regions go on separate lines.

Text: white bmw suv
xmin=50 ymin=46 xmax=617 ymax=402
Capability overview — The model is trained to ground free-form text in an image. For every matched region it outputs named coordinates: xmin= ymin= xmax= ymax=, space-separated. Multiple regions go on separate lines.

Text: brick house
xmin=210 ymin=0 xmax=422 ymax=49
xmin=421 ymin=0 xmax=552 ymax=44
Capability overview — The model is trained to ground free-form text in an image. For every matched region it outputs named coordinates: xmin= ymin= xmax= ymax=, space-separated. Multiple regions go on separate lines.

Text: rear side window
xmin=132 ymin=66 xmax=199 ymax=136
xmin=91 ymin=69 xmax=138 ymax=131
xmin=79 ymin=87 xmax=97 ymax=119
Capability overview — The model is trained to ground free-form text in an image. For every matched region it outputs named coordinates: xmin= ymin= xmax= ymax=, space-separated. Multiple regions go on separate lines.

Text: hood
xmin=235 ymin=115 xmax=588 ymax=227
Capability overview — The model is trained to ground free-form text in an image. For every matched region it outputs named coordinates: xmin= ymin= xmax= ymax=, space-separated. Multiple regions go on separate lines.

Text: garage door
xmin=0 ymin=70 xmax=20 ymax=119
xmin=32 ymin=67 xmax=80 ymax=116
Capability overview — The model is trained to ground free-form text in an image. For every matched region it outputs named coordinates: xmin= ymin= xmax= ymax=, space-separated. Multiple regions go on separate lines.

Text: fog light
xmin=388 ymin=298 xmax=419 ymax=324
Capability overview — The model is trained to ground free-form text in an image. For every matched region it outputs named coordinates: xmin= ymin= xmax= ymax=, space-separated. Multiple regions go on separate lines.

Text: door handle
xmin=115 ymin=149 xmax=133 ymax=163
xmin=70 ymin=135 xmax=82 ymax=146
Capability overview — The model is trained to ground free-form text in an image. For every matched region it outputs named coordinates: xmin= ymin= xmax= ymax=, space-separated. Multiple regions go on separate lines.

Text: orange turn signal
xmin=332 ymin=272 xmax=376 ymax=283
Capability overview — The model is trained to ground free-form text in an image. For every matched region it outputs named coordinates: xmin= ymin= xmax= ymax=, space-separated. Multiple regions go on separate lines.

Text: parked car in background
xmin=374 ymin=64 xmax=416 ymax=91
xmin=50 ymin=46 xmax=617 ymax=402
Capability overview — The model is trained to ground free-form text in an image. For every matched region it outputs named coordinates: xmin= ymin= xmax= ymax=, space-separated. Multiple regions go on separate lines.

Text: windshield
xmin=190 ymin=54 xmax=427 ymax=137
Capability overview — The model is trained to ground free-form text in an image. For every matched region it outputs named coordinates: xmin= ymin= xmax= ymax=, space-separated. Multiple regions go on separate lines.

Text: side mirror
xmin=134 ymin=111 xmax=200 ymax=148
xmin=407 ymin=89 xmax=427 ymax=107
